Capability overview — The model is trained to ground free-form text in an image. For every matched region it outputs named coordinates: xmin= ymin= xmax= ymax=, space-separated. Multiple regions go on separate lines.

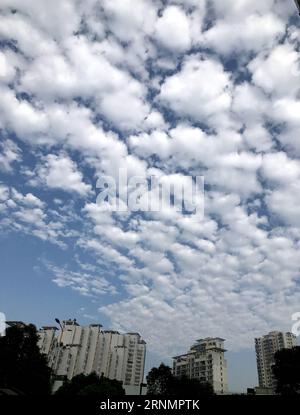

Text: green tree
xmin=272 ymin=347 xmax=300 ymax=395
xmin=147 ymin=363 xmax=214 ymax=396
xmin=55 ymin=373 xmax=125 ymax=396
xmin=147 ymin=363 xmax=174 ymax=395
xmin=0 ymin=324 xmax=51 ymax=395
xmin=172 ymin=376 xmax=214 ymax=397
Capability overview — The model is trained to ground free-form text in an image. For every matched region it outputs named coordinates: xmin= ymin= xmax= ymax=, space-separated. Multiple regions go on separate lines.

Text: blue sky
xmin=1 ymin=0 xmax=300 ymax=392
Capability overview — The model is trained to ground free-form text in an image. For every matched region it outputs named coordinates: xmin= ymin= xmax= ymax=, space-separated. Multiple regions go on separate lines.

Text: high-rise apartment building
xmin=255 ymin=331 xmax=296 ymax=391
xmin=37 ymin=326 xmax=58 ymax=355
xmin=38 ymin=319 xmax=146 ymax=394
xmin=172 ymin=337 xmax=228 ymax=394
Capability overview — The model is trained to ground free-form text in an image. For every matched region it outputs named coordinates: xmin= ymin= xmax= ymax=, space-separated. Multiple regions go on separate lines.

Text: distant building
xmin=255 ymin=331 xmax=296 ymax=391
xmin=37 ymin=326 xmax=58 ymax=355
xmin=172 ymin=337 xmax=228 ymax=394
xmin=38 ymin=319 xmax=146 ymax=394
xmin=247 ymin=386 xmax=274 ymax=395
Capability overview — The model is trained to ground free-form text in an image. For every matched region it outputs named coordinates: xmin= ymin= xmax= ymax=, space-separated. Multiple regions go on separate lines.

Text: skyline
xmin=3 ymin=314 xmax=299 ymax=393
xmin=1 ymin=0 xmax=300 ymax=395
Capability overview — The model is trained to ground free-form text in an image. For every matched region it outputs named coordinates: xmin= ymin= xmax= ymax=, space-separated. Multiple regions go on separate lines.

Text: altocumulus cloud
xmin=0 ymin=0 xmax=300 ymax=358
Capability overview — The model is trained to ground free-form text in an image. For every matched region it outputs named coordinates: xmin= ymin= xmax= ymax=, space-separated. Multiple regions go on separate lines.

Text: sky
xmin=0 ymin=0 xmax=300 ymax=393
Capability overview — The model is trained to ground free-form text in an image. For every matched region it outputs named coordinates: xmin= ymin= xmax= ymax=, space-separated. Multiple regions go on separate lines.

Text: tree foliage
xmin=272 ymin=346 xmax=300 ymax=395
xmin=0 ymin=324 xmax=51 ymax=395
xmin=172 ymin=376 xmax=214 ymax=396
xmin=147 ymin=363 xmax=214 ymax=396
xmin=55 ymin=372 xmax=125 ymax=396
xmin=147 ymin=363 xmax=174 ymax=395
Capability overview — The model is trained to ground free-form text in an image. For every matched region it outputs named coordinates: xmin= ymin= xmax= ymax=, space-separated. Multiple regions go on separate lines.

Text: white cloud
xmin=0 ymin=50 xmax=19 ymax=83
xmin=0 ymin=0 xmax=80 ymax=40
xmin=262 ymin=152 xmax=300 ymax=226
xmin=249 ymin=43 xmax=300 ymax=97
xmin=232 ymin=83 xmax=268 ymax=124
xmin=0 ymin=139 xmax=22 ymax=172
xmin=159 ymin=55 xmax=233 ymax=129
xmin=129 ymin=124 xmax=243 ymax=170
xmin=0 ymin=183 xmax=9 ymax=202
xmin=243 ymin=125 xmax=273 ymax=152
xmin=101 ymin=0 xmax=156 ymax=42
xmin=16 ymin=35 xmax=152 ymax=131
xmin=262 ymin=152 xmax=300 ymax=185
xmin=270 ymin=98 xmax=300 ymax=155
xmin=0 ymin=12 xmax=58 ymax=58
xmin=154 ymin=6 xmax=192 ymax=53
xmin=1 ymin=0 xmax=300 ymax=366
xmin=0 ymin=186 xmax=78 ymax=247
xmin=210 ymin=0 xmax=294 ymax=21
xmin=266 ymin=184 xmax=300 ymax=226
xmin=100 ymin=89 xmax=150 ymax=131
xmin=48 ymin=263 xmax=117 ymax=297
xmin=203 ymin=13 xmax=285 ymax=55
xmin=36 ymin=154 xmax=92 ymax=196
xmin=0 ymin=86 xmax=49 ymax=143
xmin=10 ymin=188 xmax=45 ymax=208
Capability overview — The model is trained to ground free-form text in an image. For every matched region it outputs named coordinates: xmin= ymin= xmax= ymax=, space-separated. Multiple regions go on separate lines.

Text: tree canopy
xmin=147 ymin=363 xmax=174 ymax=395
xmin=55 ymin=372 xmax=125 ymax=396
xmin=0 ymin=324 xmax=51 ymax=395
xmin=147 ymin=363 xmax=214 ymax=396
xmin=272 ymin=346 xmax=300 ymax=395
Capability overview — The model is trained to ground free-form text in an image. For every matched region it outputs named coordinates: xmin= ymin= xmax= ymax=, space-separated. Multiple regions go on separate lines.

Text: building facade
xmin=255 ymin=331 xmax=296 ymax=391
xmin=37 ymin=326 xmax=58 ymax=355
xmin=172 ymin=337 xmax=228 ymax=394
xmin=38 ymin=319 xmax=146 ymax=394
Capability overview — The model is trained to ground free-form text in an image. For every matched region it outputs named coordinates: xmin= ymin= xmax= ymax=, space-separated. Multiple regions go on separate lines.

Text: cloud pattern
xmin=0 ymin=0 xmax=300 ymax=357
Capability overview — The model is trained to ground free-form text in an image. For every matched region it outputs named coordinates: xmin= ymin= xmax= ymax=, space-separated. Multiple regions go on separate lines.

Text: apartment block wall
xmin=38 ymin=320 xmax=146 ymax=394
xmin=255 ymin=331 xmax=296 ymax=390
xmin=173 ymin=337 xmax=228 ymax=394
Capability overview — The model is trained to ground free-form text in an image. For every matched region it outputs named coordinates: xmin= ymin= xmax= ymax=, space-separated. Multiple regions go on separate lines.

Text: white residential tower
xmin=38 ymin=319 xmax=146 ymax=394
xmin=255 ymin=331 xmax=296 ymax=391
xmin=172 ymin=337 xmax=228 ymax=394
